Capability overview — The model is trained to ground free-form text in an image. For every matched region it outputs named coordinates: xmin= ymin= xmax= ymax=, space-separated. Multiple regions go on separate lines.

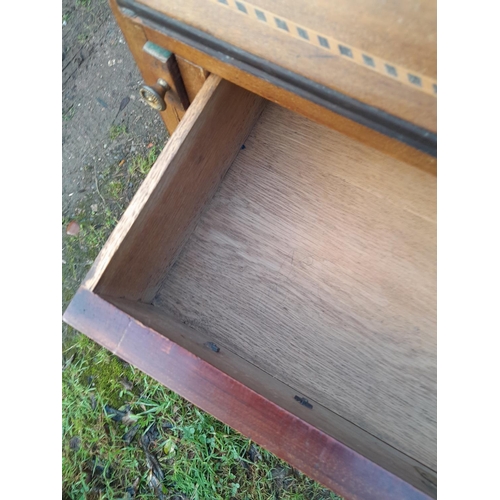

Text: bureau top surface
xmin=130 ymin=0 xmax=437 ymax=132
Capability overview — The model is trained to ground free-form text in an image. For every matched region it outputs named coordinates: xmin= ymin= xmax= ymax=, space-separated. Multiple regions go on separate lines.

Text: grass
xmin=77 ymin=32 xmax=90 ymax=44
xmin=62 ymin=336 xmax=341 ymax=500
xmin=128 ymin=146 xmax=158 ymax=176
xmin=62 ymin=145 xmax=342 ymax=500
xmin=76 ymin=0 xmax=93 ymax=8
xmin=63 ymin=105 xmax=76 ymax=122
xmin=109 ymin=124 xmax=127 ymax=140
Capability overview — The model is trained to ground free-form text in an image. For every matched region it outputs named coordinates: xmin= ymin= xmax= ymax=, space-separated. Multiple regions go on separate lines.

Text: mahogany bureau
xmin=64 ymin=1 xmax=437 ymax=498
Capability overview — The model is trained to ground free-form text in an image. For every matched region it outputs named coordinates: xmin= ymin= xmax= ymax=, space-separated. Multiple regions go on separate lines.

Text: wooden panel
xmin=131 ymin=18 xmax=436 ymax=174
xmin=89 ymin=75 xmax=266 ymax=300
xmin=134 ymin=0 xmax=436 ymax=132
xmin=108 ymin=294 xmax=437 ymax=497
xmin=176 ymin=56 xmax=209 ymax=103
xmin=154 ymin=104 xmax=436 ymax=469
xmin=163 ymin=90 xmax=184 ymax=132
xmin=109 ymin=0 xmax=186 ymax=134
xmin=63 ymin=288 xmax=435 ymax=499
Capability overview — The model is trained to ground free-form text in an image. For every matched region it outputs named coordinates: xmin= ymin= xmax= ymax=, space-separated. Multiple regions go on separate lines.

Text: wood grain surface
xmin=63 ymin=288 xmax=435 ymax=499
xmin=134 ymin=20 xmax=436 ymax=173
xmin=90 ymin=75 xmax=266 ymax=300
xmin=154 ymin=103 xmax=437 ymax=469
xmin=105 ymin=294 xmax=437 ymax=497
xmin=135 ymin=0 xmax=436 ymax=132
xmin=209 ymin=0 xmax=436 ymax=97
xmin=109 ymin=0 xmax=186 ymax=134
xmin=176 ymin=56 xmax=209 ymax=103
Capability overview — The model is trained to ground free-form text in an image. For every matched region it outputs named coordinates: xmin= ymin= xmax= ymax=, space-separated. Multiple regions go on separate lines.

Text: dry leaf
xmin=123 ymin=424 xmax=139 ymax=445
xmin=120 ymin=377 xmax=133 ymax=391
xmin=62 ymin=353 xmax=75 ymax=371
xmin=69 ymin=436 xmax=81 ymax=451
xmin=122 ymin=412 xmax=138 ymax=425
xmin=118 ymin=96 xmax=130 ymax=113
xmin=66 ymin=220 xmax=80 ymax=236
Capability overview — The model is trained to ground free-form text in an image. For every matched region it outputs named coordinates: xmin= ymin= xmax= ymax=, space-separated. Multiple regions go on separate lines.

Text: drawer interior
xmin=89 ymin=75 xmax=436 ymax=494
xmin=155 ymin=102 xmax=436 ymax=467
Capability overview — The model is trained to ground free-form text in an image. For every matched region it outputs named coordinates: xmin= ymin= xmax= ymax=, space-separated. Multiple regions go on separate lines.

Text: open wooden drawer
xmin=64 ymin=74 xmax=436 ymax=499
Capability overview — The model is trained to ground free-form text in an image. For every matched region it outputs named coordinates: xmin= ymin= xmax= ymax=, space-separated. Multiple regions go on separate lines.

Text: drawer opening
xmin=68 ymin=74 xmax=436 ymax=498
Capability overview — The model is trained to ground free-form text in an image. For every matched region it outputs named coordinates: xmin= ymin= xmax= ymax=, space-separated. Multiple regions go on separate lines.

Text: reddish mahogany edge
xmin=63 ymin=287 xmax=433 ymax=500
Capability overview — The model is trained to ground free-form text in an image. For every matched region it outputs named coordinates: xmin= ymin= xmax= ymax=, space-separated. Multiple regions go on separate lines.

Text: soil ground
xmin=62 ymin=0 xmax=167 ymax=222
xmin=62 ymin=0 xmax=168 ymax=347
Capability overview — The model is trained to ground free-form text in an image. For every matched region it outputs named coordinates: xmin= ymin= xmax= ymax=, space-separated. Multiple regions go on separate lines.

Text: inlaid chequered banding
xmin=339 ymin=45 xmax=353 ymax=58
xmin=297 ymin=26 xmax=309 ymax=40
xmin=235 ymin=1 xmax=247 ymax=13
xmin=385 ymin=64 xmax=398 ymax=77
xmin=362 ymin=54 xmax=375 ymax=67
xmin=275 ymin=17 xmax=289 ymax=31
xmin=317 ymin=35 xmax=330 ymax=48
xmin=255 ymin=8 xmax=266 ymax=21
xmin=211 ymin=0 xmax=437 ymax=97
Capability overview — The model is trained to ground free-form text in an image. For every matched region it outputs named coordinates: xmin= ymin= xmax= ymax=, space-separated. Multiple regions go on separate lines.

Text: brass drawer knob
xmin=139 ymin=78 xmax=170 ymax=111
